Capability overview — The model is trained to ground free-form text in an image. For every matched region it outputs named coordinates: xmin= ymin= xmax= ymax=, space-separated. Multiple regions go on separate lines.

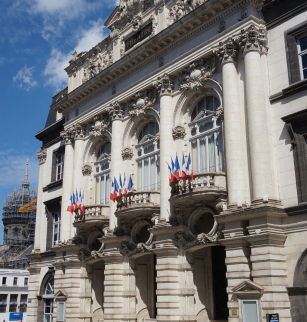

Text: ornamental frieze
xmin=178 ymin=55 xmax=219 ymax=92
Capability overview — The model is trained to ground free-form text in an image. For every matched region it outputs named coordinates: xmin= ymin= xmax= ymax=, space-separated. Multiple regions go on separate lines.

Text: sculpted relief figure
xmin=168 ymin=0 xmax=206 ymax=25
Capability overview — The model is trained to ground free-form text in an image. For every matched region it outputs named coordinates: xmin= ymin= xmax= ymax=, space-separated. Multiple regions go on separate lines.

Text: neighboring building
xmin=0 ymin=161 xmax=36 ymax=269
xmin=28 ymin=0 xmax=307 ymax=322
xmin=0 ymin=268 xmax=30 ymax=322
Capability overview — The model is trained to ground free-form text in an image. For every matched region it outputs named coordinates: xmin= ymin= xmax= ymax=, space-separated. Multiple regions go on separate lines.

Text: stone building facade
xmin=28 ymin=0 xmax=307 ymax=321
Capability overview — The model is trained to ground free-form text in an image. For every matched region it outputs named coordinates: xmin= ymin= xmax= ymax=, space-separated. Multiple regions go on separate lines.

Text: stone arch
xmin=173 ymin=79 xmax=223 ymax=127
xmin=293 ymin=248 xmax=307 ymax=286
xmin=122 ymin=108 xmax=160 ymax=148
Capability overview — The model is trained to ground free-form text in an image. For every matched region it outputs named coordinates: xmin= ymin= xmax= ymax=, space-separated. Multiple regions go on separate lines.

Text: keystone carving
xmin=215 ymin=37 xmax=239 ymax=64
xmin=178 ymin=55 xmax=219 ymax=92
xmin=108 ymin=101 xmax=125 ymax=120
xmin=128 ymin=88 xmax=158 ymax=118
xmin=89 ymin=113 xmax=111 ymax=138
xmin=152 ymin=74 xmax=174 ymax=96
xmin=82 ymin=164 xmax=92 ymax=176
xmin=172 ymin=125 xmax=186 ymax=140
xmin=238 ymin=25 xmax=268 ymax=55
xmin=121 ymin=147 xmax=134 ymax=160
xmin=37 ymin=149 xmax=47 ymax=165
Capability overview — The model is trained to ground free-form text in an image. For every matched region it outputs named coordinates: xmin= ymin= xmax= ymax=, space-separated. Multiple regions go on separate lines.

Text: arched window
xmin=43 ymin=277 xmax=54 ymax=322
xmin=95 ymin=142 xmax=111 ymax=204
xmin=190 ymin=96 xmax=224 ymax=173
xmin=136 ymin=122 xmax=160 ymax=191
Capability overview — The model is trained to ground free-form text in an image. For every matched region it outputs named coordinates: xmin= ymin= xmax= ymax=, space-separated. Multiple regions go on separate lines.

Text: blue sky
xmin=0 ymin=0 xmax=119 ymax=244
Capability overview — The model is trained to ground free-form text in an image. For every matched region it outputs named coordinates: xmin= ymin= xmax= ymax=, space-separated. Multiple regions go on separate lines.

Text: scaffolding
xmin=0 ymin=160 xmax=37 ymax=268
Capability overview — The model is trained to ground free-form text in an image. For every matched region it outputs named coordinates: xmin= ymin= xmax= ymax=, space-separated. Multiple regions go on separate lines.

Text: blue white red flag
xmin=72 ymin=192 xmax=76 ymax=211
xmin=119 ymin=174 xmax=123 ymax=198
xmin=167 ymin=162 xmax=172 ymax=186
xmin=174 ymin=154 xmax=180 ymax=181
xmin=182 ymin=153 xmax=187 ymax=181
xmin=67 ymin=195 xmax=73 ymax=213
xmin=127 ymin=175 xmax=136 ymax=192
xmin=123 ymin=173 xmax=127 ymax=196
xmin=171 ymin=157 xmax=177 ymax=182
xmin=187 ymin=153 xmax=193 ymax=180
xmin=78 ymin=190 xmax=82 ymax=210
xmin=75 ymin=189 xmax=79 ymax=209
xmin=114 ymin=177 xmax=120 ymax=195
xmin=110 ymin=181 xmax=116 ymax=202
xmin=81 ymin=191 xmax=85 ymax=212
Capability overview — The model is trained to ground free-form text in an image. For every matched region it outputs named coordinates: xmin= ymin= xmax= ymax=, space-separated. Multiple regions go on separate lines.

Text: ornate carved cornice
xmin=37 ymin=149 xmax=47 ymax=165
xmin=128 ymin=88 xmax=158 ymax=118
xmin=215 ymin=37 xmax=239 ymax=65
xmin=82 ymin=164 xmax=92 ymax=176
xmin=152 ymin=73 xmax=174 ymax=96
xmin=60 ymin=128 xmax=74 ymax=145
xmin=175 ymin=230 xmax=221 ymax=249
xmin=172 ymin=126 xmax=186 ymax=140
xmin=73 ymin=123 xmax=86 ymax=140
xmin=88 ymin=113 xmax=111 ymax=138
xmin=178 ymin=54 xmax=219 ymax=92
xmin=238 ymin=25 xmax=268 ymax=56
xmin=108 ymin=101 xmax=125 ymax=121
xmin=121 ymin=147 xmax=134 ymax=160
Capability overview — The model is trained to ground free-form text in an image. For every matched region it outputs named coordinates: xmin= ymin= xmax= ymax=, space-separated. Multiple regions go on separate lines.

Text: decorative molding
xmin=89 ymin=113 xmax=111 ymax=138
xmin=215 ymin=37 xmax=239 ymax=65
xmin=238 ymin=25 xmax=268 ymax=55
xmin=108 ymin=101 xmax=124 ymax=120
xmin=215 ymin=105 xmax=224 ymax=120
xmin=37 ymin=149 xmax=47 ymax=165
xmin=121 ymin=241 xmax=153 ymax=257
xmin=73 ymin=123 xmax=86 ymax=140
xmin=175 ymin=230 xmax=221 ymax=249
xmin=172 ymin=125 xmax=186 ymax=140
xmin=128 ymin=88 xmax=158 ymax=118
xmin=152 ymin=73 xmax=174 ymax=96
xmin=178 ymin=54 xmax=219 ymax=91
xmin=121 ymin=147 xmax=134 ymax=160
xmin=60 ymin=128 xmax=74 ymax=145
xmin=168 ymin=0 xmax=206 ymax=25
xmin=132 ymin=13 xmax=143 ymax=31
xmin=82 ymin=164 xmax=92 ymax=176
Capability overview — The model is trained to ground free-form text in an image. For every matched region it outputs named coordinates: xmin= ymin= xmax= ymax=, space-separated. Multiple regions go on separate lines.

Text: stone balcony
xmin=73 ymin=204 xmax=109 ymax=229
xmin=115 ymin=191 xmax=160 ymax=220
xmin=170 ymin=172 xmax=227 ymax=206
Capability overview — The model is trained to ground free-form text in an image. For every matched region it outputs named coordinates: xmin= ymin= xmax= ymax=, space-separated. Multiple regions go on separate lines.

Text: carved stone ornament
xmin=132 ymin=13 xmax=143 ymax=30
xmin=73 ymin=123 xmax=86 ymax=140
xmin=121 ymin=241 xmax=153 ymax=257
xmin=238 ymin=25 xmax=268 ymax=55
xmin=128 ymin=88 xmax=158 ymax=118
xmin=215 ymin=37 xmax=239 ymax=65
xmin=89 ymin=113 xmax=111 ymax=138
xmin=110 ymin=26 xmax=120 ymax=45
xmin=175 ymin=230 xmax=221 ymax=249
xmin=168 ymin=0 xmax=205 ymax=25
xmin=178 ymin=55 xmax=219 ymax=92
xmin=172 ymin=125 xmax=186 ymax=140
xmin=60 ymin=128 xmax=74 ymax=145
xmin=215 ymin=105 xmax=224 ymax=120
xmin=121 ymin=147 xmax=134 ymax=160
xmin=82 ymin=47 xmax=113 ymax=83
xmin=152 ymin=73 xmax=174 ymax=96
xmin=37 ymin=149 xmax=47 ymax=165
xmin=108 ymin=101 xmax=124 ymax=120
xmin=216 ymin=199 xmax=227 ymax=212
xmin=82 ymin=164 xmax=92 ymax=176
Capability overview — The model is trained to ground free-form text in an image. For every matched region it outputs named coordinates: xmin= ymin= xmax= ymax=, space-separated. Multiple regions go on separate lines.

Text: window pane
xmin=300 ymin=36 xmax=307 ymax=52
xmin=199 ymin=121 xmax=213 ymax=133
xmin=101 ymin=161 xmax=109 ymax=171
xmin=150 ymin=156 xmax=156 ymax=190
xmin=106 ymin=174 xmax=110 ymax=205
xmin=302 ymin=53 xmax=307 ymax=69
xmin=217 ymin=132 xmax=224 ymax=171
xmin=138 ymin=162 xmax=142 ymax=190
xmin=100 ymin=176 xmax=105 ymax=204
xmin=144 ymin=144 xmax=154 ymax=154
xmin=197 ymin=98 xmax=205 ymax=114
xmin=44 ymin=315 xmax=51 ymax=322
xmin=143 ymin=159 xmax=149 ymax=190
xmin=191 ymin=141 xmax=198 ymax=173
xmin=214 ymin=97 xmax=220 ymax=109
xmin=242 ymin=301 xmax=258 ymax=322
xmin=206 ymin=96 xmax=214 ymax=111
xmin=199 ymin=138 xmax=207 ymax=172
xmin=208 ymin=135 xmax=216 ymax=172
xmin=57 ymin=302 xmax=65 ymax=321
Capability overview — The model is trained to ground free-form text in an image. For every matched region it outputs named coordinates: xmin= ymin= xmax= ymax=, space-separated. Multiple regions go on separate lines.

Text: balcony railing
xmin=170 ymin=172 xmax=227 ymax=200
xmin=116 ymin=191 xmax=160 ymax=210
xmin=74 ymin=204 xmax=109 ymax=224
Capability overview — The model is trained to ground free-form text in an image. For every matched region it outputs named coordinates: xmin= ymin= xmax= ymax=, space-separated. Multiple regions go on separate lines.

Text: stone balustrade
xmin=73 ymin=204 xmax=109 ymax=228
xmin=116 ymin=191 xmax=160 ymax=210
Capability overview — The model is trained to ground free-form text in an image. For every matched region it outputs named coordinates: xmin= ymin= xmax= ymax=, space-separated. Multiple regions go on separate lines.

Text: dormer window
xmin=95 ymin=142 xmax=111 ymax=204
xmin=136 ymin=122 xmax=160 ymax=191
xmin=189 ymin=96 xmax=224 ymax=174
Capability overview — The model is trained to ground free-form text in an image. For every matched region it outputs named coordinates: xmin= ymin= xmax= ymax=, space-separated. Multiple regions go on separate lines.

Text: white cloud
xmin=44 ymin=18 xmax=109 ymax=90
xmin=0 ymin=150 xmax=39 ymax=190
xmin=13 ymin=65 xmax=38 ymax=91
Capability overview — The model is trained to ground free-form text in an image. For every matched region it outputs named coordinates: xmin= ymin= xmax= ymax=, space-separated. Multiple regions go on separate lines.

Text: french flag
xmin=174 ymin=154 xmax=181 ymax=181
xmin=127 ymin=175 xmax=136 ymax=192
xmin=171 ymin=157 xmax=177 ymax=183
xmin=80 ymin=191 xmax=85 ymax=212
xmin=75 ymin=189 xmax=79 ymax=209
xmin=110 ymin=181 xmax=116 ymax=202
xmin=167 ymin=162 xmax=172 ymax=185
xmin=114 ymin=177 xmax=120 ymax=199
xmin=123 ymin=173 xmax=127 ymax=196
xmin=187 ymin=153 xmax=193 ymax=180
xmin=72 ymin=192 xmax=76 ymax=212
xmin=67 ymin=195 xmax=73 ymax=213
xmin=78 ymin=190 xmax=82 ymax=210
xmin=119 ymin=174 xmax=123 ymax=198
xmin=182 ymin=153 xmax=187 ymax=181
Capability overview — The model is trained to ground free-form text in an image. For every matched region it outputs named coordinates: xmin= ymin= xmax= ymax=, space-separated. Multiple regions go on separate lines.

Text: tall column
xmin=153 ymin=74 xmax=175 ymax=221
xmin=216 ymin=38 xmax=247 ymax=207
xmin=72 ymin=123 xmax=85 ymax=236
xmin=34 ymin=149 xmax=47 ymax=251
xmin=60 ymin=128 xmax=75 ymax=242
xmin=108 ymin=101 xmax=124 ymax=229
xmin=240 ymin=26 xmax=274 ymax=201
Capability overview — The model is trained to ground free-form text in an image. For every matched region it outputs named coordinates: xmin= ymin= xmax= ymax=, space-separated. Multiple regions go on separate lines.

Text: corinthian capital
xmin=60 ymin=128 xmax=74 ymax=145
xmin=215 ymin=37 xmax=239 ymax=65
xmin=238 ymin=25 xmax=268 ymax=56
xmin=72 ymin=123 xmax=86 ymax=140
xmin=37 ymin=149 xmax=47 ymax=165
xmin=107 ymin=101 xmax=124 ymax=121
xmin=152 ymin=74 xmax=174 ymax=97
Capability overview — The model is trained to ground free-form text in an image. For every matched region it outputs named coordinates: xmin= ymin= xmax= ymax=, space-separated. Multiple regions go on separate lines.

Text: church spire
xmin=22 ymin=159 xmax=30 ymax=190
